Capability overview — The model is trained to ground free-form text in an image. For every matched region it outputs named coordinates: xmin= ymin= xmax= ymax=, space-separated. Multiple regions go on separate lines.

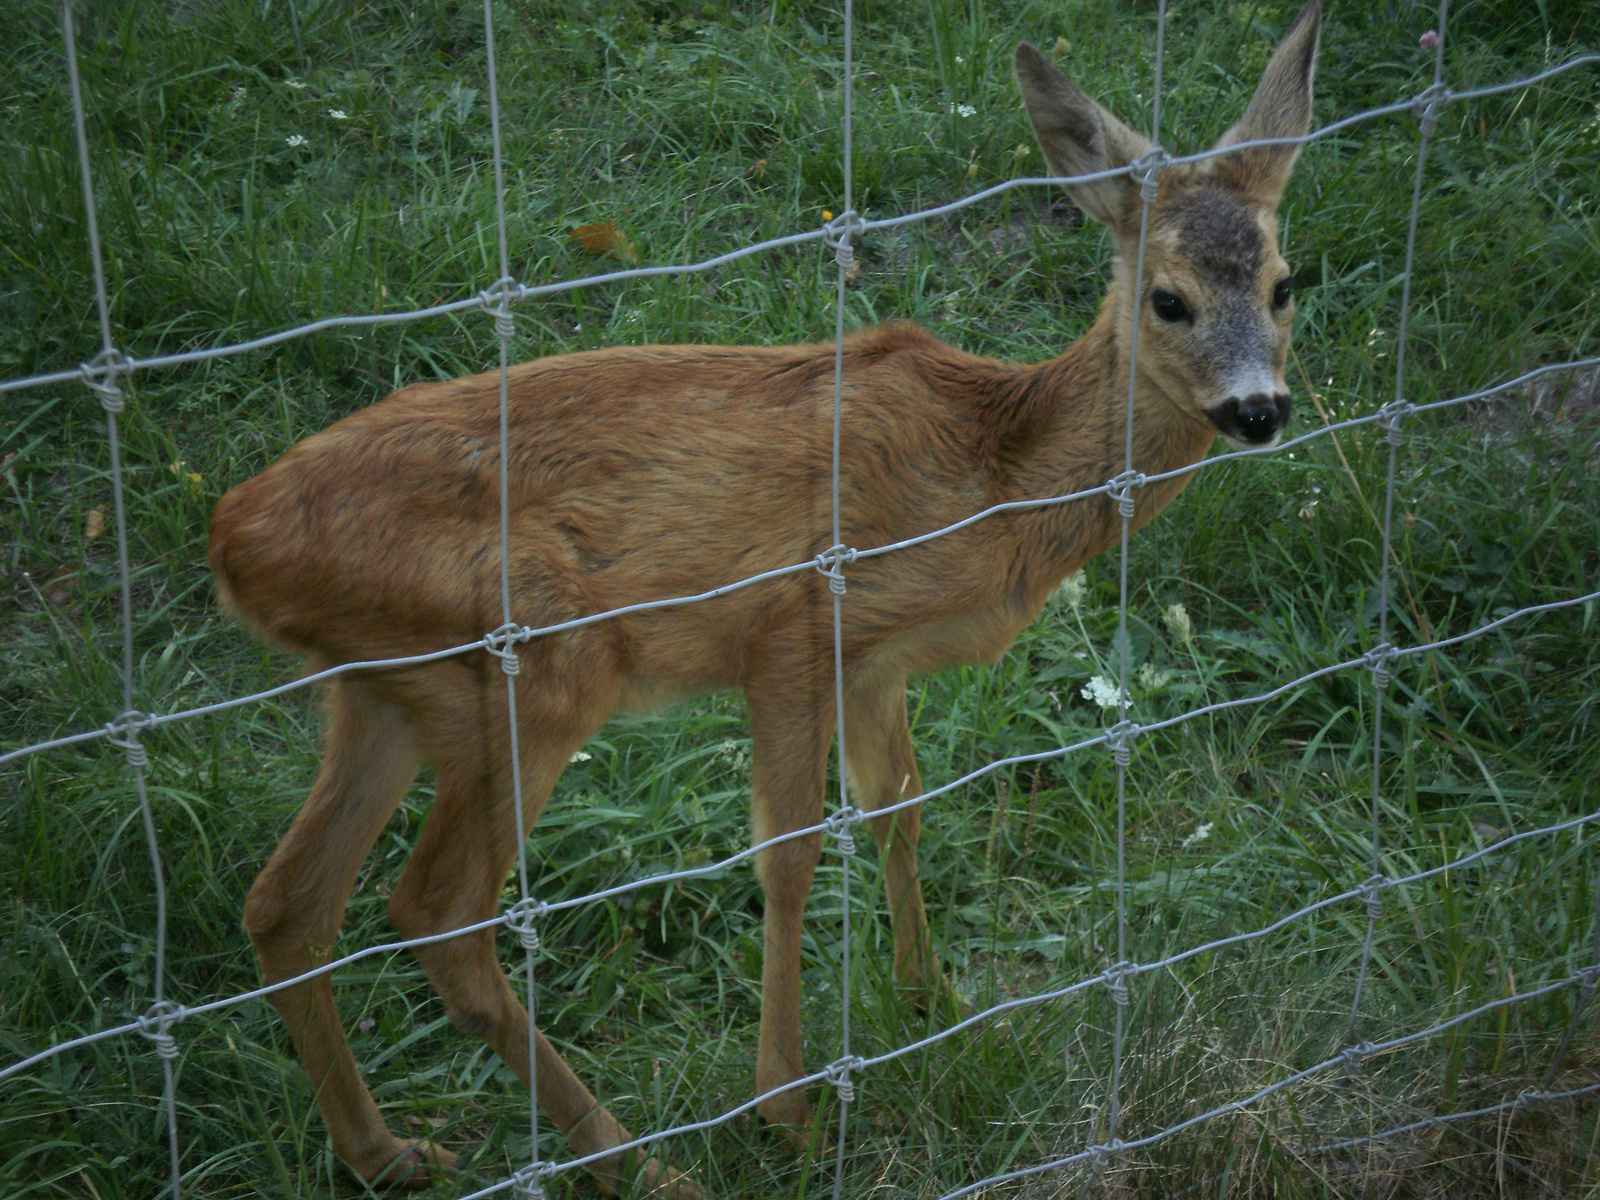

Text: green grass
xmin=4 ymin=0 xmax=1600 ymax=1196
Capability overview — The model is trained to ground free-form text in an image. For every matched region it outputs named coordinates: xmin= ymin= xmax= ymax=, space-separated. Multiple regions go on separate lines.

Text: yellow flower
xmin=168 ymin=460 xmax=204 ymax=497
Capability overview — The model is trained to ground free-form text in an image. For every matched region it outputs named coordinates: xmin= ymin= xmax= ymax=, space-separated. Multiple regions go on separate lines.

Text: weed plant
xmin=3 ymin=0 xmax=1600 ymax=1196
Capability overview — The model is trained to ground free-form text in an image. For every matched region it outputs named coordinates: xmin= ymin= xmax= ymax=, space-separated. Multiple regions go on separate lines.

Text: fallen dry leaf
xmin=569 ymin=219 xmax=637 ymax=263
xmin=85 ymin=508 xmax=105 ymax=540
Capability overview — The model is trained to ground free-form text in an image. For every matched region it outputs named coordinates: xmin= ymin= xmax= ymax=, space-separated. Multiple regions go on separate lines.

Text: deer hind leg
xmin=843 ymin=673 xmax=948 ymax=1009
xmin=386 ymin=670 xmax=699 ymax=1199
xmin=241 ymin=678 xmax=447 ymax=1188
xmin=746 ymin=669 xmax=832 ymax=1146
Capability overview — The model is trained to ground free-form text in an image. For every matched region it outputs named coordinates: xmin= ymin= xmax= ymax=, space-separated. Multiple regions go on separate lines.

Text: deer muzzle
xmin=1206 ymin=392 xmax=1292 ymax=447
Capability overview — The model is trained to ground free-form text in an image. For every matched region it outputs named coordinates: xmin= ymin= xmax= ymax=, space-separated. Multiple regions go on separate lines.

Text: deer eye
xmin=1151 ymin=289 xmax=1190 ymax=323
xmin=1272 ymin=276 xmax=1295 ymax=310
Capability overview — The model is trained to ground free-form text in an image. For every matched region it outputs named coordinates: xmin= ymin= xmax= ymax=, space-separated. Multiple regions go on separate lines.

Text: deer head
xmin=1015 ymin=1 xmax=1321 ymax=449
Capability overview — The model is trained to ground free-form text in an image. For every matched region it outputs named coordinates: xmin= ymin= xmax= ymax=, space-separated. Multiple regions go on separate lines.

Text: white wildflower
xmin=286 ymin=78 xmax=309 ymax=90
xmin=1162 ymin=602 xmax=1192 ymax=644
xmin=1136 ymin=662 xmax=1174 ymax=690
xmin=1057 ymin=570 xmax=1088 ymax=611
xmin=285 ymin=134 xmax=307 ymax=148
xmin=328 ymin=108 xmax=349 ymax=120
xmin=952 ymin=102 xmax=977 ymax=118
xmin=569 ymin=750 xmax=592 ymax=763
xmin=1180 ymin=822 xmax=1213 ymax=848
xmin=1081 ymin=676 xmax=1124 ymax=710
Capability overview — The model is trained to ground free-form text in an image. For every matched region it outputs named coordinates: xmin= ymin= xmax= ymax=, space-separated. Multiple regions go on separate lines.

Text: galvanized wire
xmin=1102 ymin=0 xmax=1171 ymax=1163
xmin=8 ymin=55 xmax=1600 ymax=404
xmin=4 ymin=6 xmax=1600 ymax=1197
xmin=19 ymin=352 xmax=1600 ymax=771
xmin=827 ymin=6 xmax=860 ymax=1197
xmin=938 ymin=971 xmax=1596 ymax=1199
xmin=476 ymin=0 xmax=547 ymax=1190
xmin=59 ymin=1 xmax=181 ymax=1195
xmin=1347 ymin=0 xmax=1451 ymax=1065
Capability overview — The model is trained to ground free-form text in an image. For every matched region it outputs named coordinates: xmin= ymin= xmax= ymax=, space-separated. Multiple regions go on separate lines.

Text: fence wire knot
xmin=822 ymin=210 xmax=863 ymax=269
xmin=1411 ymin=82 xmax=1451 ymax=139
xmin=510 ymin=1162 xmax=553 ymax=1200
xmin=1106 ymin=470 xmax=1147 ymax=521
xmin=1376 ymin=399 xmax=1414 ymax=447
xmin=1357 ymin=874 xmax=1389 ymax=923
xmin=1101 ymin=961 xmax=1137 ymax=1007
xmin=479 ymin=276 xmax=522 ymax=340
xmin=1128 ymin=146 xmax=1170 ymax=203
xmin=1087 ymin=1138 xmax=1127 ymax=1171
xmin=1340 ymin=1040 xmax=1376 ymax=1071
xmin=105 ymin=711 xmax=155 ymax=768
xmin=1578 ymin=963 xmax=1600 ymax=1003
xmin=504 ymin=897 xmax=548 ymax=953
xmin=1365 ymin=643 xmax=1398 ymax=690
xmin=137 ymin=1000 xmax=185 ymax=1061
xmin=1516 ymin=1088 xmax=1554 ymax=1110
xmin=814 ymin=544 xmax=857 ymax=596
xmin=483 ymin=623 xmax=526 ymax=675
xmin=1106 ymin=720 xmax=1141 ymax=768
xmin=79 ymin=348 xmax=133 ymax=414
xmin=825 ymin=805 xmax=866 ymax=856
xmin=824 ymin=1055 xmax=866 ymax=1104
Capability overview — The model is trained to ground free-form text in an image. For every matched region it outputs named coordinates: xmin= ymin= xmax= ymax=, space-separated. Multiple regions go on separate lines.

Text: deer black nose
xmin=1210 ymin=392 xmax=1291 ymax=445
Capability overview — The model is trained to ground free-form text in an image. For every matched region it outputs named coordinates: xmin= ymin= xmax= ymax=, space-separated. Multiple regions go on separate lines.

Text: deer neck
xmin=1005 ymin=294 xmax=1219 ymax=590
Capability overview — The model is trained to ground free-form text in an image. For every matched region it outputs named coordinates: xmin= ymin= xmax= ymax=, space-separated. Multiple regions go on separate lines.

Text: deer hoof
xmin=351 ymin=1138 xmax=456 ymax=1191
xmin=908 ymin=976 xmax=970 ymax=1021
xmin=635 ymin=1158 xmax=704 ymax=1199
xmin=765 ymin=1118 xmax=829 ymax=1160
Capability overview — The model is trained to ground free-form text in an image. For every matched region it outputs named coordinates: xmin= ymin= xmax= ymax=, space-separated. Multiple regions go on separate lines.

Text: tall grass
xmin=3 ymin=0 xmax=1600 ymax=1196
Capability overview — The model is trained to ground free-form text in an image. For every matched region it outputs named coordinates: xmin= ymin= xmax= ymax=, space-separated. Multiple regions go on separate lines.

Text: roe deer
xmin=209 ymin=4 xmax=1319 ymax=1195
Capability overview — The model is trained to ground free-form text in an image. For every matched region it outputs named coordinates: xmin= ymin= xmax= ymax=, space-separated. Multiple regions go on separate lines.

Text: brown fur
xmin=209 ymin=6 xmax=1320 ymax=1195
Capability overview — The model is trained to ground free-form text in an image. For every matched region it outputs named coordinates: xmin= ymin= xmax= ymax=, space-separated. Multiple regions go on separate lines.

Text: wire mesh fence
xmin=5 ymin=0 xmax=1600 ymax=1196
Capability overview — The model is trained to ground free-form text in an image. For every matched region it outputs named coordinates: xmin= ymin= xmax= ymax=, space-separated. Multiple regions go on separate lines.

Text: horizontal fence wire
xmin=6 ymin=358 xmax=1599 ymax=773
xmin=5 ymin=1 xmax=1600 ymax=1196
xmin=3 ymin=54 xmax=1599 ymax=404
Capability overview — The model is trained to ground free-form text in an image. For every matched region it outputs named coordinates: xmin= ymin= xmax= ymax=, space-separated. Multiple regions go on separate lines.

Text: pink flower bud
xmin=1419 ymin=30 xmax=1439 ymax=50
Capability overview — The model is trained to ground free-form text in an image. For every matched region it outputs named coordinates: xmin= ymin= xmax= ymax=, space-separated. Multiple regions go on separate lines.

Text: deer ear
xmin=1014 ymin=42 xmax=1150 ymax=235
xmin=1210 ymin=0 xmax=1321 ymax=205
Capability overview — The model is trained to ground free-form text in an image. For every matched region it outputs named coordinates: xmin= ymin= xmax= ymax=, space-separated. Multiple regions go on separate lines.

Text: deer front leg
xmin=747 ymin=675 xmax=832 ymax=1148
xmin=843 ymin=674 xmax=948 ymax=1009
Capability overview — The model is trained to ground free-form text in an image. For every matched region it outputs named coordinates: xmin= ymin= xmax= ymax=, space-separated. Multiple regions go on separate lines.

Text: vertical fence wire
xmin=827 ymin=3 xmax=861 ymax=1196
xmin=1103 ymin=0 xmax=1170 ymax=1164
xmin=478 ymin=0 xmax=548 ymax=1193
xmin=1347 ymin=0 xmax=1450 ymax=1068
xmin=61 ymin=0 xmax=183 ymax=1195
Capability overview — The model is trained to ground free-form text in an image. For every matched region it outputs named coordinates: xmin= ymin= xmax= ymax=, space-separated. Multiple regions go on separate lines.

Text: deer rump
xmin=209 ymin=4 xmax=1319 ymax=1196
